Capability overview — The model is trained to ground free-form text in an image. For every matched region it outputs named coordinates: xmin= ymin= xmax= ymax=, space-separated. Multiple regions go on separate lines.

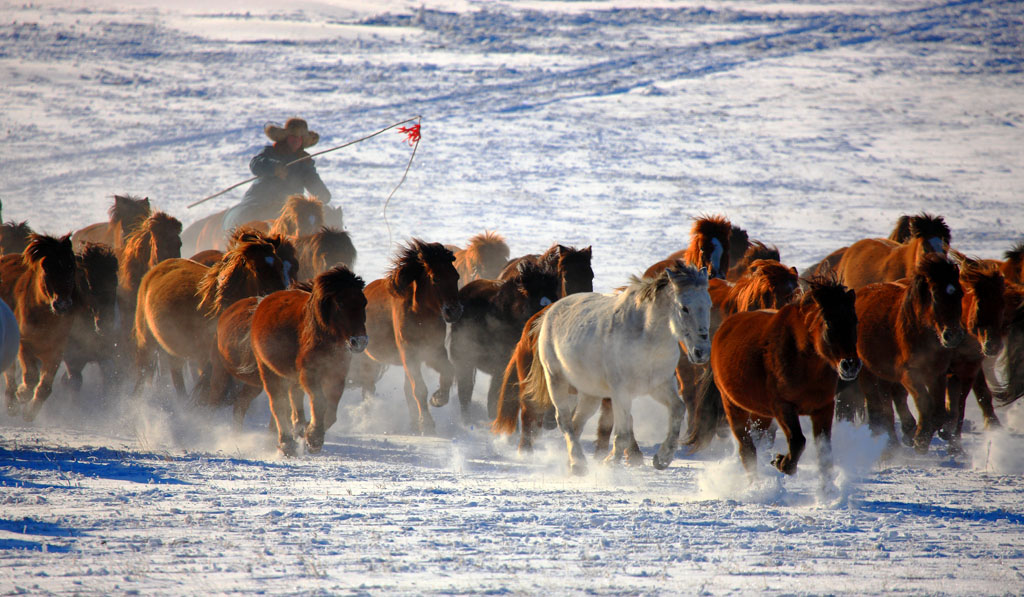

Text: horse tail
xmin=682 ymin=367 xmax=725 ymax=452
xmin=995 ymin=304 xmax=1024 ymax=406
xmin=491 ymin=353 xmax=522 ymax=435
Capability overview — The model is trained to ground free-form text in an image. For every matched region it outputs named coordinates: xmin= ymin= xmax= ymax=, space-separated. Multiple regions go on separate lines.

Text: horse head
xmin=199 ymin=238 xmax=288 ymax=317
xmin=0 ymin=221 xmax=33 ymax=255
xmin=804 ymin=276 xmax=860 ymax=381
xmin=308 ymin=227 xmax=357 ymax=275
xmin=76 ymin=244 xmax=120 ymax=336
xmin=310 ymin=265 xmax=367 ymax=353
xmin=505 ymin=261 xmax=559 ymax=320
xmin=913 ymin=253 xmax=964 ymax=348
xmin=391 ymin=239 xmax=462 ymax=323
xmin=467 ymin=231 xmax=510 ymax=281
xmin=24 ymin=233 xmax=77 ymax=314
xmin=686 ymin=215 xmax=732 ymax=280
xmin=742 ymin=259 xmax=800 ymax=310
xmin=960 ymin=259 xmax=1006 ymax=357
xmin=272 ymin=194 xmax=324 ymax=239
xmin=665 ymin=262 xmax=711 ymax=364
xmin=908 ymin=212 xmax=952 ymax=255
xmin=146 ymin=212 xmax=183 ymax=265
xmin=555 ymin=245 xmax=594 ymax=297
xmin=109 ymin=194 xmax=151 ymax=238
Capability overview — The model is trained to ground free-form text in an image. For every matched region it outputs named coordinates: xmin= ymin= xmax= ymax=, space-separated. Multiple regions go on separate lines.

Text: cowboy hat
xmin=265 ymin=118 xmax=319 ymax=148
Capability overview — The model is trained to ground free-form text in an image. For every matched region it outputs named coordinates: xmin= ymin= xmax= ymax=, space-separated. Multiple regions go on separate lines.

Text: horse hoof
xmin=900 ymin=432 xmax=916 ymax=448
xmin=985 ymin=417 xmax=1002 ymax=430
xmin=5 ymin=400 xmax=20 ymax=417
xmin=570 ymin=461 xmax=588 ymax=477
xmin=278 ymin=439 xmax=298 ymax=458
xmin=304 ymin=426 xmax=324 ymax=453
xmin=772 ymin=454 xmax=797 ymax=475
xmin=22 ymin=400 xmax=41 ymax=423
xmin=429 ymin=393 xmax=449 ymax=408
xmin=652 ymin=453 xmax=671 ymax=471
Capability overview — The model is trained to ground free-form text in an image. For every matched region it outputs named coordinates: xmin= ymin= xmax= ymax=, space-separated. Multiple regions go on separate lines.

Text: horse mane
xmin=906 ymin=253 xmax=959 ymax=315
xmin=682 ymin=214 xmax=732 ymax=265
xmin=627 ymin=263 xmax=704 ymax=306
xmin=302 ymin=265 xmax=365 ymax=350
xmin=729 ymin=259 xmax=798 ymax=312
xmin=24 ymin=233 xmax=74 ymax=267
xmin=908 ymin=212 xmax=952 ymax=245
xmin=297 ymin=226 xmax=357 ymax=272
xmin=557 ymin=245 xmax=592 ymax=269
xmin=457 ymin=231 xmax=510 ymax=278
xmin=227 ymin=226 xmax=298 ymax=283
xmin=108 ymin=194 xmax=150 ymax=229
xmin=888 ymin=215 xmax=913 ymax=243
xmin=387 ymin=239 xmax=453 ymax=295
xmin=197 ymin=239 xmax=277 ymax=316
xmin=1004 ymin=241 xmax=1024 ymax=263
xmin=120 ymin=212 xmax=182 ymax=285
xmin=0 ymin=221 xmax=34 ymax=254
xmin=729 ymin=240 xmax=780 ymax=278
xmin=76 ymin=243 xmax=119 ymax=304
xmin=270 ymin=194 xmax=324 ymax=238
xmin=800 ymin=273 xmax=850 ymax=310
xmin=491 ymin=261 xmax=549 ymax=315
xmin=960 ymin=259 xmax=1005 ymax=319
xmin=728 ymin=224 xmax=750 ymax=262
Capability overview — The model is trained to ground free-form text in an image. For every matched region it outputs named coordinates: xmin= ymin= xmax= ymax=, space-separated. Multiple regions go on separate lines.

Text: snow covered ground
xmin=1 ymin=0 xmax=1023 ymax=594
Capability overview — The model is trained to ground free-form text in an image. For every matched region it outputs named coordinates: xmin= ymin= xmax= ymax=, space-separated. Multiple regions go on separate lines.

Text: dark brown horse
xmin=834 ymin=213 xmax=951 ymax=289
xmin=452 ymin=231 xmax=511 ymax=288
xmin=499 ymin=243 xmax=593 ymax=298
xmin=644 ymin=215 xmax=734 ymax=280
xmin=0 ymin=234 xmax=77 ymax=420
xmin=449 ymin=261 xmax=559 ymax=422
xmin=726 ymin=240 xmax=780 ymax=282
xmin=241 ymin=266 xmax=367 ymax=455
xmin=685 ymin=277 xmax=860 ymax=477
xmin=353 ymin=240 xmax=462 ymax=434
xmin=0 ymin=221 xmax=33 ymax=255
xmin=62 ymin=244 xmax=121 ymax=395
xmin=72 ymin=194 xmax=151 ymax=253
xmin=132 ymin=235 xmax=291 ymax=398
xmin=293 ymin=227 xmax=357 ymax=282
xmin=853 ymin=253 xmax=964 ymax=452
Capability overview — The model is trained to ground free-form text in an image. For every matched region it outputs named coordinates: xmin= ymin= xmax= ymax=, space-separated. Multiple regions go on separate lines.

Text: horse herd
xmin=1 ymin=194 xmax=1022 ymax=479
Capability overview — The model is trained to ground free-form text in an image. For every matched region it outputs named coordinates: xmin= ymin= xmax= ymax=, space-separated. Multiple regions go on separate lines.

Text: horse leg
xmin=485 ymin=372 xmax=503 ymax=423
xmin=288 ymin=385 xmax=307 ymax=439
xmin=231 ymin=384 xmax=263 ymax=431
xmin=722 ymin=399 xmax=758 ymax=476
xmin=3 ymin=362 xmax=20 ymax=416
xmin=167 ymin=355 xmax=188 ymax=399
xmin=902 ymin=372 xmax=944 ymax=454
xmin=594 ymin=398 xmax=612 ymax=458
xmin=518 ymin=401 xmax=538 ymax=453
xmin=23 ymin=355 xmax=62 ymax=422
xmin=809 ymin=403 xmax=835 ymax=481
xmin=454 ymin=359 xmax=475 ymax=424
xmin=260 ymin=368 xmax=297 ymax=457
xmin=834 ymin=379 xmax=862 ymax=423
xmin=425 ymin=343 xmax=455 ymax=410
xmin=400 ymin=355 xmax=436 ymax=435
xmin=568 ymin=393 xmax=602 ymax=454
xmin=651 ymin=378 xmax=686 ymax=470
xmin=891 ymin=386 xmax=917 ymax=447
xmin=301 ymin=381 xmax=327 ymax=454
xmin=548 ymin=372 xmax=586 ymax=476
xmin=972 ymin=371 xmax=1001 ymax=429
xmin=16 ymin=347 xmax=40 ymax=406
xmin=770 ymin=401 xmax=806 ymax=475
xmin=860 ymin=370 xmax=898 ymax=447
xmin=675 ymin=354 xmax=698 ymax=418
xmin=606 ymin=395 xmax=641 ymax=467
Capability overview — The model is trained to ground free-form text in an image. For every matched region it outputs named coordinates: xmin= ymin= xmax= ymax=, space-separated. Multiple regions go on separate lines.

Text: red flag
xmin=398 ymin=123 xmax=421 ymax=146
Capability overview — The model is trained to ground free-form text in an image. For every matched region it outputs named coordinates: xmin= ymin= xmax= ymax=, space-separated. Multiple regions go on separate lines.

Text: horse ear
xmin=790 ymin=266 xmax=798 ymax=276
xmin=845 ymin=288 xmax=856 ymax=302
xmin=583 ymin=246 xmax=592 ymax=256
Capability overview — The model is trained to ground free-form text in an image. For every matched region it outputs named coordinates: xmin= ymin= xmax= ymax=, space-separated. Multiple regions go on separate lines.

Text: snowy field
xmin=2 ymin=0 xmax=1024 ymax=594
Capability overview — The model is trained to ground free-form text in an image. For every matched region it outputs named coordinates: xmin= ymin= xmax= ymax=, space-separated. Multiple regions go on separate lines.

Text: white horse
xmin=0 ymin=297 xmax=19 ymax=380
xmin=522 ymin=263 xmax=711 ymax=475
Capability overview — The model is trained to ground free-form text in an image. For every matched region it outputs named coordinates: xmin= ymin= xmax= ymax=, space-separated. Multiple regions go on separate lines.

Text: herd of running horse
xmin=0 ymin=194 xmax=1021 ymax=477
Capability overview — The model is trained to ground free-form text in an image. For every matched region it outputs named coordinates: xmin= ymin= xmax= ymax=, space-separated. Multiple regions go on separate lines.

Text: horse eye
xmin=946 ymin=284 xmax=956 ymax=295
xmin=681 ymin=306 xmax=690 ymax=314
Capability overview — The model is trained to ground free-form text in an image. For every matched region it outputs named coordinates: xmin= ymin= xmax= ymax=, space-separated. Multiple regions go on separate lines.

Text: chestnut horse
xmin=499 ymin=244 xmax=594 ymax=298
xmin=726 ymin=240 xmax=780 ymax=282
xmin=293 ymin=227 xmax=357 ymax=282
xmin=244 ymin=266 xmax=368 ymax=454
xmin=685 ymin=277 xmax=861 ymax=477
xmin=451 ymin=231 xmax=511 ymax=288
xmin=117 ymin=212 xmax=183 ymax=329
xmin=644 ymin=215 xmax=735 ymax=280
xmin=61 ymin=244 xmax=121 ymax=395
xmin=71 ymin=194 xmax=151 ymax=252
xmin=520 ymin=264 xmax=711 ymax=475
xmin=448 ymin=261 xmax=558 ymax=422
xmin=132 ymin=235 xmax=291 ymax=398
xmin=834 ymin=213 xmax=951 ymax=289
xmin=853 ymin=253 xmax=964 ymax=452
xmin=0 ymin=234 xmax=77 ymax=420
xmin=0 ymin=297 xmax=17 ymax=379
xmin=0 ymin=221 xmax=33 ymax=255
xmin=353 ymin=240 xmax=462 ymax=434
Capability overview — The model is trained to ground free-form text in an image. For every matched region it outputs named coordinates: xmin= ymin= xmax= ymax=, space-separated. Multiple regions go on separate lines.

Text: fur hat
xmin=265 ymin=118 xmax=319 ymax=148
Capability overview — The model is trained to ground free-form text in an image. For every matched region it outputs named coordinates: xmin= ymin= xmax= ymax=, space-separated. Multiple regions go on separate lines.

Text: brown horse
xmin=726 ymin=241 xmax=780 ymax=282
xmin=265 ymin=195 xmax=324 ymax=240
xmin=190 ymin=228 xmax=300 ymax=281
xmin=293 ymin=227 xmax=357 ymax=282
xmin=117 ymin=212 xmax=183 ymax=326
xmin=0 ymin=221 xmax=34 ymax=255
xmin=132 ymin=235 xmax=291 ymax=398
xmin=189 ymin=249 xmax=224 ymax=268
xmin=245 ymin=266 xmax=368 ymax=455
xmin=834 ymin=213 xmax=951 ymax=289
xmin=499 ymin=243 xmax=594 ymax=298
xmin=853 ymin=253 xmax=964 ymax=452
xmin=939 ymin=260 xmax=1006 ymax=450
xmin=449 ymin=261 xmax=559 ymax=422
xmin=452 ymin=231 xmax=511 ymax=288
xmin=62 ymin=244 xmax=121 ymax=395
xmin=71 ymin=195 xmax=151 ymax=252
xmin=0 ymin=234 xmax=77 ymax=420
xmin=644 ymin=215 xmax=733 ymax=280
xmin=353 ymin=240 xmax=462 ymax=434
xmin=684 ymin=277 xmax=860 ymax=477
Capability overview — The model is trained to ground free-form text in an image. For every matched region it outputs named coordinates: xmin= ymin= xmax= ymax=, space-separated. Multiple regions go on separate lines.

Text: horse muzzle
xmin=348 ymin=335 xmax=369 ymax=353
xmin=50 ymin=297 xmax=72 ymax=315
xmin=686 ymin=341 xmax=711 ymax=365
xmin=940 ymin=325 xmax=965 ymax=348
xmin=978 ymin=332 xmax=1003 ymax=357
xmin=442 ymin=303 xmax=463 ymax=324
xmin=838 ymin=357 xmax=862 ymax=381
